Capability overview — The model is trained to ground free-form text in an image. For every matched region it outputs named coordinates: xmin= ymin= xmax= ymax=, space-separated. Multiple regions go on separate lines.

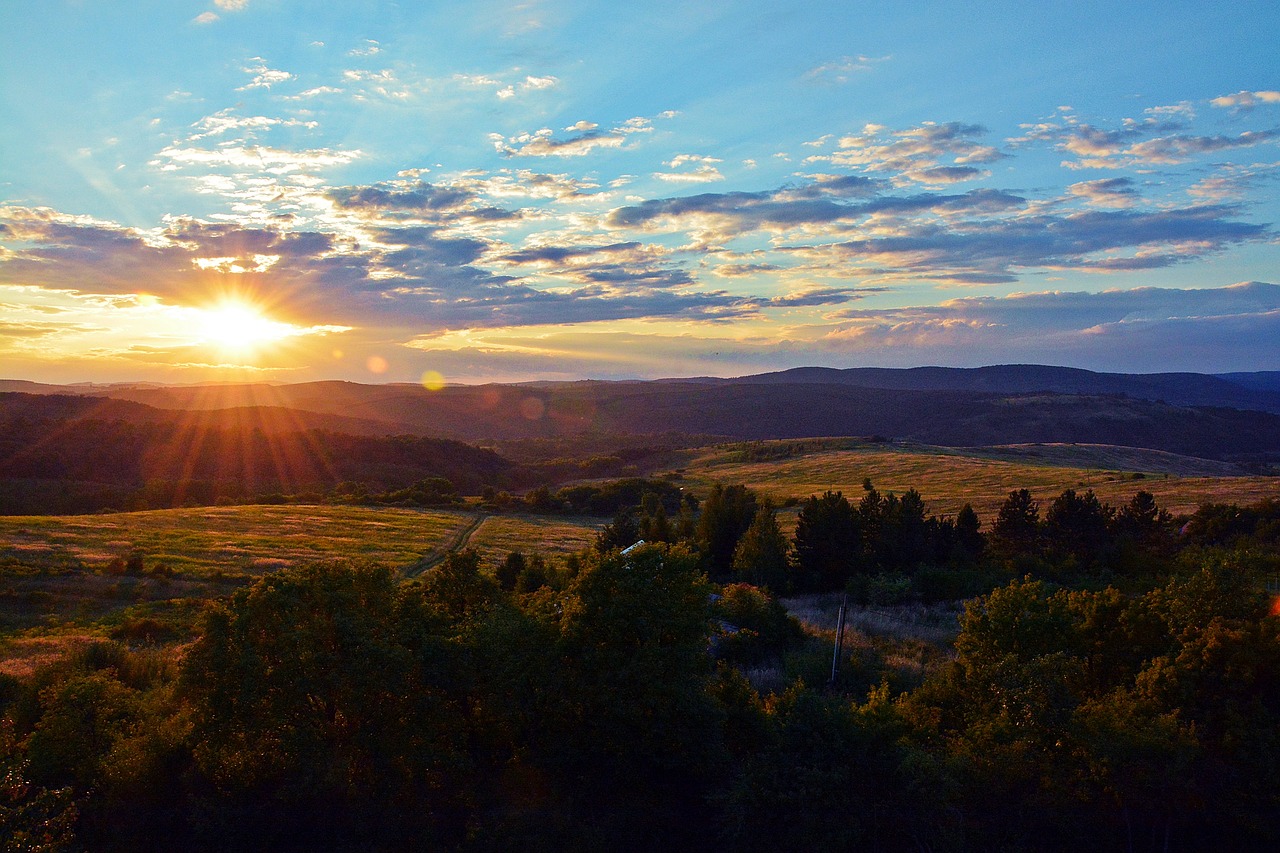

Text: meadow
xmin=680 ymin=439 xmax=1280 ymax=518
xmin=0 ymin=504 xmax=473 ymax=578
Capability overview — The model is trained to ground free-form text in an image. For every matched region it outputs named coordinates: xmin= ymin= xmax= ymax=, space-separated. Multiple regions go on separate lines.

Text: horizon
xmin=3 ymin=2 xmax=1279 ymax=385
xmin=5 ymin=360 xmax=1279 ymax=392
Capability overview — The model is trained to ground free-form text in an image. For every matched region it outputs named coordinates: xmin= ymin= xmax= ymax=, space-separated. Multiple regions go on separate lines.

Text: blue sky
xmin=1 ymin=0 xmax=1278 ymax=384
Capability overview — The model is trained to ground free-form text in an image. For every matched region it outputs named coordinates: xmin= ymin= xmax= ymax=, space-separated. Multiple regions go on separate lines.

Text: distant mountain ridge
xmin=7 ymin=364 xmax=1278 ymax=413
xmin=3 ymin=368 xmax=1280 ymax=466
xmin=728 ymin=365 xmax=1280 ymax=414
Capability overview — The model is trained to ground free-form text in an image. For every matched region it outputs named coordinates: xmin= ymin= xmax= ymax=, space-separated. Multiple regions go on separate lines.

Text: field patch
xmin=0 ymin=505 xmax=471 ymax=578
xmin=465 ymin=514 xmax=602 ymax=567
xmin=682 ymin=440 xmax=1280 ymax=519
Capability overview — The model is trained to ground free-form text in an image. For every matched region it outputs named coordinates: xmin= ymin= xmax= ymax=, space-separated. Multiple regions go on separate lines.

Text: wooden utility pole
xmin=829 ymin=593 xmax=848 ymax=687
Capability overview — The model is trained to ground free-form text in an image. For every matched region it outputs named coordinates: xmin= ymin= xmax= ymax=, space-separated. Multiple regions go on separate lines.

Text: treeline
xmin=594 ymin=480 xmax=1252 ymax=601
xmin=2 ymin=492 xmax=1279 ymax=850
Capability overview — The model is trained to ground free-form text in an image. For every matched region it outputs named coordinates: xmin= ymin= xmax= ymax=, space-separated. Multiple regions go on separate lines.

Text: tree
xmin=534 ymin=545 xmax=725 ymax=845
xmin=955 ymin=502 xmax=985 ymax=559
xmin=1043 ymin=489 xmax=1114 ymax=568
xmin=991 ymin=488 xmax=1041 ymax=557
xmin=731 ymin=501 xmax=791 ymax=591
xmin=697 ymin=484 xmax=758 ymax=580
xmin=595 ymin=508 xmax=639 ymax=552
xmin=496 ymin=551 xmax=526 ymax=591
xmin=180 ymin=561 xmax=473 ymax=844
xmin=792 ymin=491 xmax=858 ymax=591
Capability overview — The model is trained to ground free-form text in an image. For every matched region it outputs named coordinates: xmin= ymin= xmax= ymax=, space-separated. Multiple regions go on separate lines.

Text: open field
xmin=0 ymin=504 xmax=471 ymax=578
xmin=464 ymin=513 xmax=603 ymax=566
xmin=680 ymin=440 xmax=1280 ymax=518
xmin=0 ymin=504 xmax=604 ymax=674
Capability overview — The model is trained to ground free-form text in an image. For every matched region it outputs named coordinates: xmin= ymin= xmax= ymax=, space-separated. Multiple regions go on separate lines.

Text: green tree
xmin=180 ymin=560 xmax=473 ymax=844
xmin=792 ymin=491 xmax=858 ymax=591
xmin=1043 ymin=488 xmax=1115 ymax=568
xmin=532 ymin=545 xmax=725 ymax=845
xmin=991 ymin=488 xmax=1041 ymax=558
xmin=697 ymin=484 xmax=758 ymax=580
xmin=731 ymin=500 xmax=791 ymax=591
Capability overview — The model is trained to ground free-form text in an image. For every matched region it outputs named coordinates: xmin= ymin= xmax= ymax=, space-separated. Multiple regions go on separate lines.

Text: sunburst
xmin=195 ymin=300 xmax=296 ymax=355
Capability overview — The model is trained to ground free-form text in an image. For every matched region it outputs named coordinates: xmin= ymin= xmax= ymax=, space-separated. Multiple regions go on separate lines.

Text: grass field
xmin=0 ymin=504 xmax=471 ymax=579
xmin=0 ymin=504 xmax=603 ymax=643
xmin=464 ymin=513 xmax=602 ymax=567
xmin=680 ymin=440 xmax=1280 ymax=519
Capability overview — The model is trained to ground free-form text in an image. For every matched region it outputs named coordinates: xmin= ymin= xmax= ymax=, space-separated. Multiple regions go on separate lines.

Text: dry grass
xmin=0 ymin=505 xmax=472 ymax=578
xmin=682 ymin=441 xmax=1280 ymax=519
xmin=465 ymin=514 xmax=602 ymax=566
xmin=0 ymin=633 xmax=102 ymax=679
xmin=780 ymin=593 xmax=962 ymax=687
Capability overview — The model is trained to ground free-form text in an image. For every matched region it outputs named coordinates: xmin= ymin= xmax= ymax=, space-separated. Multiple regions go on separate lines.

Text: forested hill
xmin=3 ymin=376 xmax=1280 ymax=465
xmin=0 ymin=392 xmax=520 ymax=514
xmin=730 ymin=364 xmax=1280 ymax=413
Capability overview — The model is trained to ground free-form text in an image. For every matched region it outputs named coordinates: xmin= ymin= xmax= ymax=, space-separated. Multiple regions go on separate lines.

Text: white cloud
xmin=348 ymin=39 xmax=381 ymax=57
xmin=810 ymin=121 xmax=1004 ymax=184
xmin=237 ymin=59 xmax=294 ymax=91
xmin=1210 ymin=90 xmax=1280 ymax=110
xmin=214 ymin=0 xmax=249 ymax=10
xmin=803 ymin=54 xmax=889 ymax=83
xmin=193 ymin=12 xmax=219 ymax=25
xmin=155 ymin=145 xmax=362 ymax=173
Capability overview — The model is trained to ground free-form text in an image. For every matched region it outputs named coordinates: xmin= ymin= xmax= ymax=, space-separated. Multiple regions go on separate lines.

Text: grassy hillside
xmin=0 ymin=505 xmax=472 ymax=578
xmin=464 ymin=513 xmax=602 ymax=564
xmin=680 ymin=439 xmax=1280 ymax=518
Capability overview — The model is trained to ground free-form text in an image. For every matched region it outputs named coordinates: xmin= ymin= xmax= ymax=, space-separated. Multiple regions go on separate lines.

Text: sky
xmin=1 ymin=0 xmax=1278 ymax=385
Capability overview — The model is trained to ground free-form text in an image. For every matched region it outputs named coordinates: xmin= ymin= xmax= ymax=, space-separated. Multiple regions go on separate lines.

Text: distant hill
xmin=0 ymin=392 xmax=521 ymax=514
xmin=1216 ymin=371 xmax=1280 ymax=394
xmin=4 ymin=366 xmax=1280 ymax=467
xmin=730 ymin=365 xmax=1280 ymax=414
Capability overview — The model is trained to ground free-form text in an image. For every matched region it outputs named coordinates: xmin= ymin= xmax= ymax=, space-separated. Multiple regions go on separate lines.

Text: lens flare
xmin=421 ymin=370 xmax=445 ymax=391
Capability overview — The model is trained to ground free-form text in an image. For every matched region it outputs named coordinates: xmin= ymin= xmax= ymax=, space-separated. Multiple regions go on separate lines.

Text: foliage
xmin=730 ymin=501 xmax=790 ymax=591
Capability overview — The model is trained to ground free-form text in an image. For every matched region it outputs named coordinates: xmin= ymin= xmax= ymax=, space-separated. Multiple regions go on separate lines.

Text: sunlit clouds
xmin=1 ymin=2 xmax=1278 ymax=382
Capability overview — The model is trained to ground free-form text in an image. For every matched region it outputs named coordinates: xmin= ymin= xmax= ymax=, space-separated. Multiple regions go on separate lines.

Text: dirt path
xmin=403 ymin=511 xmax=488 ymax=577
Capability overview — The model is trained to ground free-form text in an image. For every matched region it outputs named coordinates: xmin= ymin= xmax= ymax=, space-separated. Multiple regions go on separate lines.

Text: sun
xmin=196 ymin=301 xmax=295 ymax=354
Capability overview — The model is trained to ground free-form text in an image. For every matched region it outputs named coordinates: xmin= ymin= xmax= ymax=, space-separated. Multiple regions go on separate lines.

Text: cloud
xmin=813 ymin=203 xmax=1266 ymax=280
xmin=496 ymin=75 xmax=559 ymax=99
xmin=348 ymin=39 xmax=381 ymax=57
xmin=327 ymin=179 xmax=521 ymax=223
xmin=491 ymin=127 xmax=625 ymax=157
xmin=807 ymin=121 xmax=1005 ymax=185
xmin=1124 ymin=128 xmax=1280 ymax=165
xmin=237 ymin=58 xmax=293 ymax=91
xmin=155 ymin=144 xmax=361 ymax=173
xmin=1010 ymin=112 xmax=1279 ymax=169
xmin=803 ymin=55 xmax=889 ymax=84
xmin=185 ymin=109 xmax=318 ymax=142
xmin=1067 ymin=177 xmax=1139 ymax=208
xmin=193 ymin=11 xmax=218 ymax=24
xmin=461 ymin=169 xmax=599 ymax=200
xmin=1186 ymin=163 xmax=1280 ymax=202
xmin=490 ymin=112 xmax=674 ymax=157
xmin=605 ymin=181 xmax=1022 ymax=245
xmin=215 ymin=0 xmax=249 ymax=9
xmin=0 ymin=206 xmax=771 ymax=337
xmin=821 ymin=282 xmax=1280 ymax=372
xmin=341 ymin=68 xmax=415 ymax=100
xmin=1211 ymin=90 xmax=1280 ymax=110
xmin=654 ymin=153 xmax=724 ymax=183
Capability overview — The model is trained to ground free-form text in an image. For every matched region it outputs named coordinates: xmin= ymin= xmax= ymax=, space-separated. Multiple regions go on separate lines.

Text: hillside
xmin=4 ymin=372 xmax=1280 ymax=465
xmin=731 ymin=364 xmax=1280 ymax=413
xmin=0 ymin=393 xmax=522 ymax=514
